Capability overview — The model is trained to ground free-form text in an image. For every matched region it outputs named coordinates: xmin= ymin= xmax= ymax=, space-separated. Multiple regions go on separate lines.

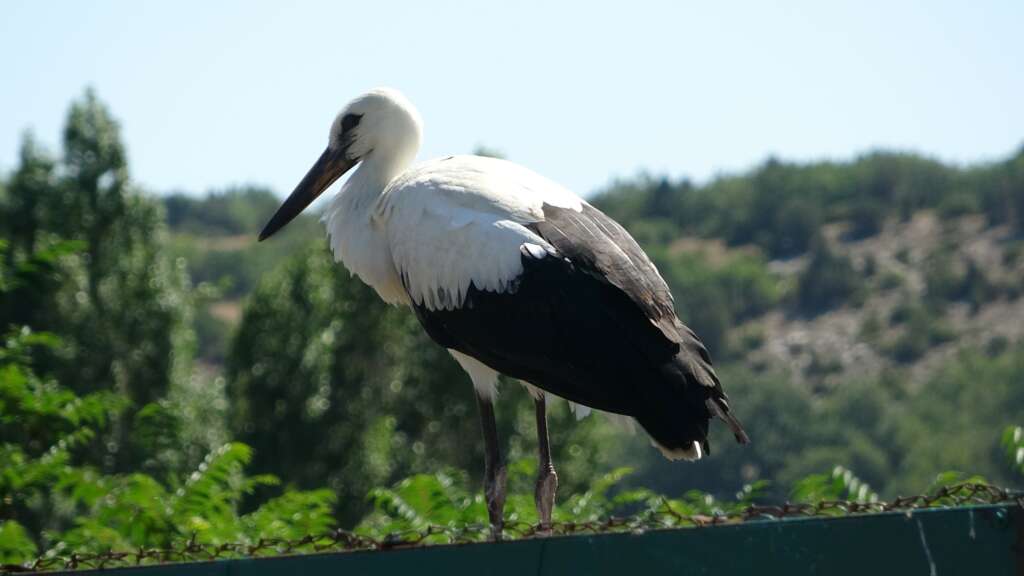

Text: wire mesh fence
xmin=3 ymin=482 xmax=1020 ymax=574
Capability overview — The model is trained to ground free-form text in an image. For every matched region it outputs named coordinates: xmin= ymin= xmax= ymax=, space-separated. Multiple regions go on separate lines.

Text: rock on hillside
xmin=726 ymin=212 xmax=1023 ymax=388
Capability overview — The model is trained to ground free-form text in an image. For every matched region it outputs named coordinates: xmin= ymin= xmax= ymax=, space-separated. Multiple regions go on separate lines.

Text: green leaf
xmin=0 ymin=520 xmax=37 ymax=565
xmin=791 ymin=466 xmax=878 ymax=505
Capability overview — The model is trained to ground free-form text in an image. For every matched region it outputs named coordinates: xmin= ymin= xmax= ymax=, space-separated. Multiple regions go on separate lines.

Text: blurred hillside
xmin=2 ymin=93 xmax=1022 ymax=551
xmin=162 ymin=188 xmax=321 ymax=364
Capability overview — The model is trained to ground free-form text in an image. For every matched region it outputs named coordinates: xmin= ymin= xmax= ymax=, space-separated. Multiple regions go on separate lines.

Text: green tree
xmin=794 ymin=237 xmax=864 ymax=315
xmin=3 ymin=134 xmax=56 ymax=256
xmin=0 ymin=242 xmax=333 ymax=562
xmin=51 ymin=91 xmax=194 ymax=407
xmin=0 ymin=136 xmax=71 ymax=332
xmin=164 ymin=186 xmax=283 ymax=236
xmin=226 ymin=245 xmax=476 ymax=522
xmin=0 ymin=326 xmax=334 ymax=565
xmin=0 ymin=91 xmax=198 ymax=475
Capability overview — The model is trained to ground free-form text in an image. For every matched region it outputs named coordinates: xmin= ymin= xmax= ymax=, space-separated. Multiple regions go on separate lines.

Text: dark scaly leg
xmin=476 ymin=392 xmax=507 ymax=539
xmin=534 ymin=395 xmax=558 ymax=532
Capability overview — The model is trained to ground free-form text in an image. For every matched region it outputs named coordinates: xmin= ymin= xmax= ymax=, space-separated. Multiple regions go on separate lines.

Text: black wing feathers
xmin=532 ymin=206 xmax=676 ymax=333
xmin=410 ymin=202 xmax=748 ymax=453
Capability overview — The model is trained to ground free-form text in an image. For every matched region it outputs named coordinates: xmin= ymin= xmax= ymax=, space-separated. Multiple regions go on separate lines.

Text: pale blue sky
xmin=2 ymin=1 xmax=1022 ymax=198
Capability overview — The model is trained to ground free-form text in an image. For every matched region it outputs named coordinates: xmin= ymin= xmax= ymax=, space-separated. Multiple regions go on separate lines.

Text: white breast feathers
xmin=377 ymin=155 xmax=583 ymax=311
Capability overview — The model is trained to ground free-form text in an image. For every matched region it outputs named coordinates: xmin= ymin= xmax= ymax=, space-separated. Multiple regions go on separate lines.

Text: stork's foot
xmin=485 ymin=463 xmax=507 ymax=540
xmin=535 ymin=465 xmax=558 ymax=533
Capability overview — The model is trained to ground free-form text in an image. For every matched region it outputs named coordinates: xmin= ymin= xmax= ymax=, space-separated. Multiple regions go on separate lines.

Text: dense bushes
xmin=923 ymin=249 xmax=1003 ymax=312
xmin=793 ymin=239 xmax=865 ymax=316
xmin=164 ymin=187 xmax=281 ymax=236
xmin=629 ymin=341 xmax=1024 ymax=500
xmin=978 ymin=146 xmax=1024 ymax=229
xmin=656 ymin=250 xmax=781 ymax=355
xmin=0 ymin=331 xmax=336 ymax=560
xmin=883 ymin=302 xmax=956 ymax=363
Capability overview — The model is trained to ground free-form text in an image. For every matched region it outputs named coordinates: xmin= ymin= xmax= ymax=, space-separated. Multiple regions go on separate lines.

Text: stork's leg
xmin=534 ymin=395 xmax=558 ymax=532
xmin=476 ymin=392 xmax=507 ymax=539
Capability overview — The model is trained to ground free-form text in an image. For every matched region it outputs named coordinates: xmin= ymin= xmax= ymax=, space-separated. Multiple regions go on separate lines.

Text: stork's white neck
xmin=322 ymin=149 xmax=414 ymax=307
xmin=343 ymin=129 xmax=420 ymax=202
xmin=343 ymin=158 xmax=396 ymax=210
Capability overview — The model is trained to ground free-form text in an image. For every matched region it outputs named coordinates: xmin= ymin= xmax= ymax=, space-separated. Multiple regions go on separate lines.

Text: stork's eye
xmin=341 ymin=113 xmax=362 ymax=133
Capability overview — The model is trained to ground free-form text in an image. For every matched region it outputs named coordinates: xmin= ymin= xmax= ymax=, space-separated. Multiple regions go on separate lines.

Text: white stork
xmin=259 ymin=88 xmax=748 ymax=536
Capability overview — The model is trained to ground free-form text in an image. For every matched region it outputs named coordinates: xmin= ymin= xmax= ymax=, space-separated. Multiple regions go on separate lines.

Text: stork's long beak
xmin=258 ymin=146 xmax=356 ymax=241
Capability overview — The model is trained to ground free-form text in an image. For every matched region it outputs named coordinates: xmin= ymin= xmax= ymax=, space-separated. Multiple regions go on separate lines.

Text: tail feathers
xmin=652 ymin=439 xmax=704 ymax=461
xmin=707 ymin=397 xmax=750 ymax=445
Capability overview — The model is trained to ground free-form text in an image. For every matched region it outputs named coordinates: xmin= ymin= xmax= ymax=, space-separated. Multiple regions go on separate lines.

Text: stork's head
xmin=259 ymin=88 xmax=422 ymax=241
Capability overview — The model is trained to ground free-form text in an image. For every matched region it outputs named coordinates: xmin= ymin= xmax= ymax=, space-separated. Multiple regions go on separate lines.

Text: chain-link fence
xmin=3 ymin=482 xmax=1020 ymax=574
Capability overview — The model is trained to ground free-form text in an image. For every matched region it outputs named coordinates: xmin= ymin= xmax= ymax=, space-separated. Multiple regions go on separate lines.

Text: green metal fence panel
xmin=48 ymin=504 xmax=1019 ymax=576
